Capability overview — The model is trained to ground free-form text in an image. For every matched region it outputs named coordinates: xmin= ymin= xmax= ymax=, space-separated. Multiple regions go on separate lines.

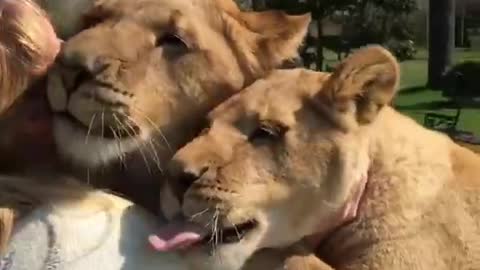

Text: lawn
xmin=395 ymin=48 xmax=480 ymax=135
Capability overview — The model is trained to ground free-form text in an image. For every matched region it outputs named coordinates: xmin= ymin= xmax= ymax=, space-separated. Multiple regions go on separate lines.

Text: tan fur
xmin=243 ymin=241 xmax=334 ymax=270
xmin=163 ymin=46 xmax=480 ymax=270
xmin=44 ymin=0 xmax=310 ymax=212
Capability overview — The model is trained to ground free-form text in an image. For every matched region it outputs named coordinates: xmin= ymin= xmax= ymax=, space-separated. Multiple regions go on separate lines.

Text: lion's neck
xmin=318 ymin=107 xmax=465 ymax=265
xmin=358 ymin=107 xmax=454 ymax=218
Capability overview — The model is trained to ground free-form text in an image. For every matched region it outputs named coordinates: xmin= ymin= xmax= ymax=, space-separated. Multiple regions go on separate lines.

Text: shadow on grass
xmin=398 ymin=85 xmax=429 ymax=95
xmin=395 ymin=100 xmax=456 ymax=111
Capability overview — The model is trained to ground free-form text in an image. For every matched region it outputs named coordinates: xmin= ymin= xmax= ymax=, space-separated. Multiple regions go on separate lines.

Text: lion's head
xmin=46 ymin=0 xmax=311 ymax=170
xmin=155 ymin=46 xmax=400 ymax=270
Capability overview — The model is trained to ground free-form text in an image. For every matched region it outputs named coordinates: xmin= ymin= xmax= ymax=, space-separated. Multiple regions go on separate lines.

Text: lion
xmin=154 ymin=45 xmax=480 ymax=270
xmin=44 ymin=0 xmax=311 ymax=212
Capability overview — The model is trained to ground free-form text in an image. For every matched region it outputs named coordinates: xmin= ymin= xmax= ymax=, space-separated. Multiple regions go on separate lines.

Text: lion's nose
xmin=169 ymin=163 xmax=209 ymax=202
xmin=57 ymin=49 xmax=113 ymax=89
xmin=56 ymin=58 xmax=92 ymax=93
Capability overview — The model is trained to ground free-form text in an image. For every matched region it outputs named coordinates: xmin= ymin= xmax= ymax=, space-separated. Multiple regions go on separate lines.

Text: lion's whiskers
xmin=101 ymin=108 xmax=105 ymax=139
xmin=116 ymin=112 xmax=164 ymax=174
xmin=113 ymin=113 xmax=152 ymax=174
xmin=108 ymin=122 xmax=127 ymax=168
xmin=190 ymin=208 xmax=209 ymax=221
xmin=226 ymin=216 xmax=242 ymax=242
xmin=146 ymin=138 xmax=163 ymax=173
xmin=210 ymin=209 xmax=219 ymax=256
xmin=130 ymin=106 xmax=173 ymax=153
xmin=111 ymin=115 xmax=131 ymax=168
xmin=85 ymin=113 xmax=97 ymax=145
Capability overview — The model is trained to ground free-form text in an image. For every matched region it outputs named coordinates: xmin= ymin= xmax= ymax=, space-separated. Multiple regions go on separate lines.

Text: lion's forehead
xmin=210 ymin=69 xmax=328 ymax=124
xmin=109 ymin=0 xmax=215 ymax=19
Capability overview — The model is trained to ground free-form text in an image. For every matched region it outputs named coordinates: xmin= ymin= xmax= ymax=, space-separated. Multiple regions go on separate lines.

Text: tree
xmin=428 ymin=0 xmax=456 ymax=89
xmin=266 ymin=0 xmax=417 ymax=70
xmin=240 ymin=0 xmax=418 ymax=70
xmin=266 ymin=0 xmax=359 ymax=70
xmin=308 ymin=0 xmax=364 ymax=70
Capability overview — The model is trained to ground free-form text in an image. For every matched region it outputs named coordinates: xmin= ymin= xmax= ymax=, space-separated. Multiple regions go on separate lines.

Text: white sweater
xmin=3 ymin=192 xmax=189 ymax=270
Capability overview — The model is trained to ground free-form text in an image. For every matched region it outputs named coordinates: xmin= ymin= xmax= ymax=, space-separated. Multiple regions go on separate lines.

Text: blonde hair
xmin=0 ymin=0 xmax=61 ymax=253
xmin=0 ymin=0 xmax=57 ymax=113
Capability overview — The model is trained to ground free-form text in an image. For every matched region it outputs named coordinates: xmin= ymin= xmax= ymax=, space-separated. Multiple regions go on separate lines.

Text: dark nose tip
xmin=57 ymin=65 xmax=92 ymax=93
xmin=170 ymin=165 xmax=209 ymax=202
xmin=57 ymin=53 xmax=112 ymax=92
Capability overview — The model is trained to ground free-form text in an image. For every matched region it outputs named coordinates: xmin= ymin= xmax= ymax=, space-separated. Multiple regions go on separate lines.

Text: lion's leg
xmin=284 ymin=253 xmax=334 ymax=270
xmin=282 ymin=241 xmax=334 ymax=270
xmin=331 ymin=238 xmax=452 ymax=270
xmin=243 ymin=241 xmax=334 ymax=270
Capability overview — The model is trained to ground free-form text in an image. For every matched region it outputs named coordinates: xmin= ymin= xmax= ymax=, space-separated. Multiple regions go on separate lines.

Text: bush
xmin=442 ymin=61 xmax=480 ymax=99
xmin=384 ymin=39 xmax=417 ymax=61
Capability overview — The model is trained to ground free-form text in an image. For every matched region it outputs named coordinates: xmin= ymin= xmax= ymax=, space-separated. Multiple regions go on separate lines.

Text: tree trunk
xmin=316 ymin=18 xmax=324 ymax=71
xmin=427 ymin=0 xmax=456 ymax=89
xmin=456 ymin=1 xmax=466 ymax=47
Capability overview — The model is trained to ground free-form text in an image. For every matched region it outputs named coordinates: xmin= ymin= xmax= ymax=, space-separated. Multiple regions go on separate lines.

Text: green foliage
xmin=385 ymin=39 xmax=417 ymax=61
xmin=236 ymin=0 xmax=418 ymax=70
xmin=342 ymin=0 xmax=417 ymax=50
xmin=443 ymin=61 xmax=480 ymax=98
xmin=369 ymin=0 xmax=417 ymax=13
xmin=264 ymin=0 xmax=416 ymax=18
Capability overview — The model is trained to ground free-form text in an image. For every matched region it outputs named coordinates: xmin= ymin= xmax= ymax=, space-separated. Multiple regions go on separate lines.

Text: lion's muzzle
xmin=47 ymin=52 xmax=140 ymax=139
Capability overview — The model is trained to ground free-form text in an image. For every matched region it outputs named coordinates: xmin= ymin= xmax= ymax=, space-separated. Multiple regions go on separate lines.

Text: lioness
xmin=156 ymin=46 xmax=480 ymax=270
xmin=45 ymin=0 xmax=310 ymax=212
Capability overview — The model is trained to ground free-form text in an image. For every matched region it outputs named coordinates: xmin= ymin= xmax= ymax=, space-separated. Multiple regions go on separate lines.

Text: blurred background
xmin=236 ymin=0 xmax=480 ymax=151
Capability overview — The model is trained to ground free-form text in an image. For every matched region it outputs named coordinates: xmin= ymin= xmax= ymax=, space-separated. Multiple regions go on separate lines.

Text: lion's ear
xmin=315 ymin=46 xmax=400 ymax=131
xmin=222 ymin=7 xmax=311 ymax=78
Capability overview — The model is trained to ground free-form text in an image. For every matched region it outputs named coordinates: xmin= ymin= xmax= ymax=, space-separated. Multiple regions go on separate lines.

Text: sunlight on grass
xmin=395 ymin=48 xmax=480 ymax=135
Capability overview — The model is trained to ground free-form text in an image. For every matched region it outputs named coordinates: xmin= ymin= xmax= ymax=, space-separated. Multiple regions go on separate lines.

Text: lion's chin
xmin=182 ymin=242 xmax=258 ymax=270
xmin=180 ymin=232 xmax=262 ymax=270
xmin=149 ymin=219 xmax=264 ymax=270
xmin=52 ymin=116 xmax=146 ymax=169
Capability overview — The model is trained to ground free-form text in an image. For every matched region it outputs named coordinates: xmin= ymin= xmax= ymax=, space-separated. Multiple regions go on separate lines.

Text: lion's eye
xmin=249 ymin=120 xmax=288 ymax=142
xmin=156 ymin=33 xmax=189 ymax=50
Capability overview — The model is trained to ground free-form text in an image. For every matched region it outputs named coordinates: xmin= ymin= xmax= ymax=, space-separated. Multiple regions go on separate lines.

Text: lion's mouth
xmin=200 ymin=219 xmax=258 ymax=245
xmin=149 ymin=219 xmax=258 ymax=252
xmin=56 ymin=111 xmax=140 ymax=140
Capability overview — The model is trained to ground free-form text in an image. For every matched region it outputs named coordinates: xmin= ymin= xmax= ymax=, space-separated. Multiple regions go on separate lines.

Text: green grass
xmin=324 ymin=47 xmax=480 ymax=135
xmin=395 ymin=48 xmax=480 ymax=135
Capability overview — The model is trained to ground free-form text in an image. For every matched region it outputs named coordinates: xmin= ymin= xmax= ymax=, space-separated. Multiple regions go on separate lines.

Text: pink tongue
xmin=149 ymin=222 xmax=207 ymax=252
